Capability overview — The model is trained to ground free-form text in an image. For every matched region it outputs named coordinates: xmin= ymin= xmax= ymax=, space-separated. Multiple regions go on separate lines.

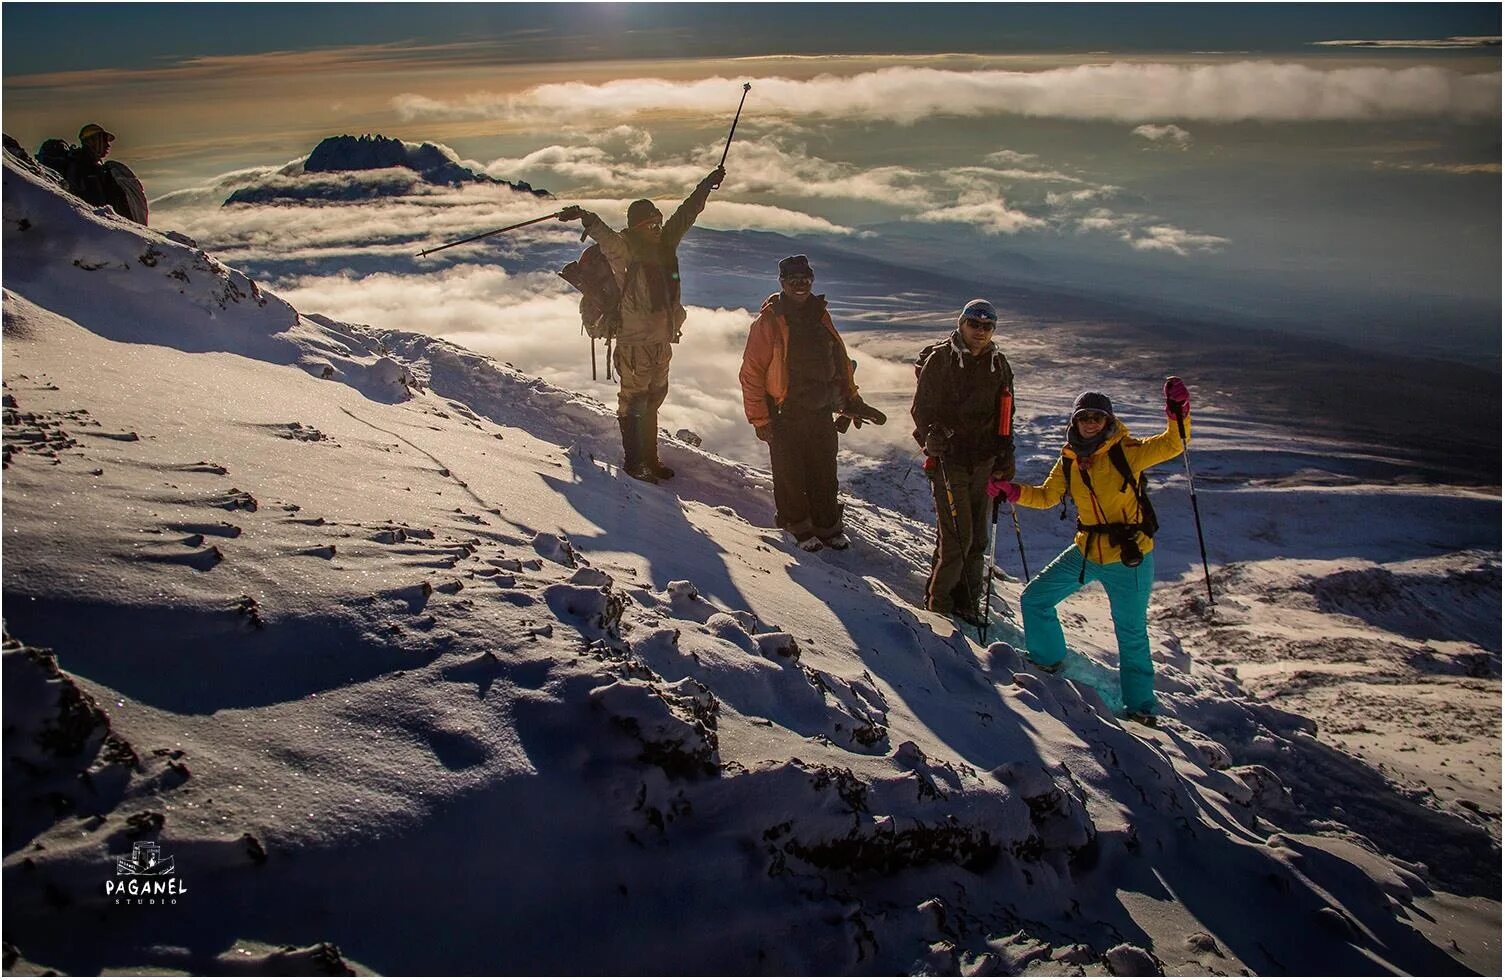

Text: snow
xmin=2 ymin=146 xmax=1499 ymax=975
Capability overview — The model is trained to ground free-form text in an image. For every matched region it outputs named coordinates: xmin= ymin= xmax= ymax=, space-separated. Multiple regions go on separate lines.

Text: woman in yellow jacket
xmin=992 ymin=379 xmax=1191 ymax=724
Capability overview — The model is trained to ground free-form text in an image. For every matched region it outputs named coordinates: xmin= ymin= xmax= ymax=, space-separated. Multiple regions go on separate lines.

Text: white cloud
xmin=1312 ymin=36 xmax=1501 ymax=50
xmin=1132 ymin=124 xmax=1193 ymax=146
xmin=698 ymin=201 xmax=856 ymax=236
xmin=394 ymin=62 xmax=1500 ymax=125
xmin=273 ymin=267 xmax=907 ymax=463
xmin=983 ymin=149 xmax=1039 ymax=165
xmin=1123 ymin=224 xmax=1230 ymax=256
xmin=1371 ymin=160 xmax=1501 ymax=175
xmin=911 ymin=197 xmax=1046 ymax=236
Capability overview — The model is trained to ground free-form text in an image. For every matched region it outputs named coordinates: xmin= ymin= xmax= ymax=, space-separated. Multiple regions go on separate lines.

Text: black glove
xmin=923 ymin=425 xmax=950 ymax=459
xmin=844 ymin=397 xmax=887 ymax=427
xmin=704 ymin=166 xmax=727 ymax=191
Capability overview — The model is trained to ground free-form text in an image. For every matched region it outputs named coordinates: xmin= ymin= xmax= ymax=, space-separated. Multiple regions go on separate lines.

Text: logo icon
xmin=116 ymin=841 xmax=175 ymax=876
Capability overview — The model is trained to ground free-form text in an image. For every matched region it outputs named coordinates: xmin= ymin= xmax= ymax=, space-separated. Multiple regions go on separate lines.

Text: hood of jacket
xmin=946 ymin=329 xmax=1006 ymax=373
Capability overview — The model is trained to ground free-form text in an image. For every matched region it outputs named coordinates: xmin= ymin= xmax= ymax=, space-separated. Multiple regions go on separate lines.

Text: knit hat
xmin=958 ymin=298 xmax=998 ymax=327
xmin=1071 ymin=391 xmax=1114 ymax=422
xmin=627 ymin=199 xmax=662 ymax=227
xmin=778 ymin=254 xmax=814 ymax=279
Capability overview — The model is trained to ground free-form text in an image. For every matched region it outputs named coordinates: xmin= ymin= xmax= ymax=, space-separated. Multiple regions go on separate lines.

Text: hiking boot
xmin=1124 ymin=710 xmax=1158 ymax=727
xmin=625 ymin=463 xmax=660 ymax=484
xmin=796 ymin=535 xmax=824 ymax=553
xmin=821 ymin=532 xmax=851 ymax=550
xmin=1029 ymin=658 xmax=1063 ymax=674
xmin=647 ymin=459 xmax=675 ymax=480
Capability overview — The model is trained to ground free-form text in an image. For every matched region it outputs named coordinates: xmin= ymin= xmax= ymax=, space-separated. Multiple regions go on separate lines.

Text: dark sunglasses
xmin=781 ymin=275 xmax=814 ymax=286
xmin=960 ymin=317 xmax=996 ymax=331
xmin=1075 ymin=411 xmax=1108 ymax=424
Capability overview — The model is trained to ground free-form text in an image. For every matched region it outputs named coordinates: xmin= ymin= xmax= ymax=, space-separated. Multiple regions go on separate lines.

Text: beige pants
xmin=614 ymin=342 xmax=671 ymax=420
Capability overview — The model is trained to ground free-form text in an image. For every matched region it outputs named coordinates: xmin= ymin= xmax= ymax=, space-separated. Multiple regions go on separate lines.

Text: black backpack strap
xmin=1108 ymin=442 xmax=1136 ymax=493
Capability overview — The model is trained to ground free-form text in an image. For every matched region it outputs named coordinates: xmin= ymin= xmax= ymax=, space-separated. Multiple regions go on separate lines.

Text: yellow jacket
xmin=1015 ymin=415 xmax=1190 ymax=565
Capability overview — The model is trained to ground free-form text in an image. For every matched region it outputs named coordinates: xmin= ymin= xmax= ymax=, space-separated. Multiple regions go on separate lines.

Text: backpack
xmin=558 ymin=244 xmax=624 ymax=380
xmin=104 ymin=161 xmax=149 ymax=225
xmin=35 ymin=139 xmax=73 ymax=185
xmin=914 ymin=338 xmax=949 ymax=380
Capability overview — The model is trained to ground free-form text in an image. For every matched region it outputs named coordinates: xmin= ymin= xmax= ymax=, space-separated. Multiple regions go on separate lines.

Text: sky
xmin=3 ymin=2 xmax=1500 ymax=408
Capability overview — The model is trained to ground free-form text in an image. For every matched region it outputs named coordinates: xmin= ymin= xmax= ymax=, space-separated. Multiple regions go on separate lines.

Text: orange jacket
xmin=739 ymin=293 xmax=858 ymax=429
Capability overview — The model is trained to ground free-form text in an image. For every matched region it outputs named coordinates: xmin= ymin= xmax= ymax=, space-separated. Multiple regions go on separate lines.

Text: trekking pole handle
xmin=717 ymin=83 xmax=753 ymax=171
xmin=416 ymin=211 xmax=563 ymax=258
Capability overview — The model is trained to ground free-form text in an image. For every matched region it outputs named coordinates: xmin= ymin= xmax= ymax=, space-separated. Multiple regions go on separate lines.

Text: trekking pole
xmin=716 ymin=83 xmax=753 ymax=173
xmin=1008 ymin=500 xmax=1031 ymax=582
xmin=979 ymin=496 xmax=1002 ymax=644
xmin=415 ymin=211 xmax=562 ymax=258
xmin=1174 ymin=410 xmax=1215 ymax=607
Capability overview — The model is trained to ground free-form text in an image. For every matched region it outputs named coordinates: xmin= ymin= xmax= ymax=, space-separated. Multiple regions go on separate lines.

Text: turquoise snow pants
xmin=1020 ymin=545 xmax=1157 ymax=714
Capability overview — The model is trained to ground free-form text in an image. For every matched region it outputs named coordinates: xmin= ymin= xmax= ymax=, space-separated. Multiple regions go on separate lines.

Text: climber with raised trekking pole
xmin=551 ymin=83 xmax=751 ymax=484
xmin=991 ymin=378 xmax=1193 ymax=727
xmin=911 ymin=298 xmax=1016 ymax=632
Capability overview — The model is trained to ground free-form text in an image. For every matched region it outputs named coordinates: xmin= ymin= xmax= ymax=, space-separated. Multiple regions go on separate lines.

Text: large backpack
xmin=35 ymin=140 xmax=73 ymax=185
xmin=104 ymin=161 xmax=149 ymax=225
xmin=913 ymin=338 xmax=949 ymax=380
xmin=558 ymin=244 xmax=624 ymax=380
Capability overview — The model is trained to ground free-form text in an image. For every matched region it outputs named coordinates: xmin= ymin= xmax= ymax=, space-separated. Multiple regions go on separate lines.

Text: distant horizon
xmin=7 ymin=3 xmax=1498 ymax=378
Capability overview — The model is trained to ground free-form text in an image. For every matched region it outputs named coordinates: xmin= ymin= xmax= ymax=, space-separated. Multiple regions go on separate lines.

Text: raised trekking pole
xmin=716 ymin=83 xmax=753 ymax=174
xmin=1008 ymin=500 xmax=1031 ymax=582
xmin=1168 ymin=377 xmax=1214 ymax=607
xmin=415 ymin=211 xmax=562 ymax=258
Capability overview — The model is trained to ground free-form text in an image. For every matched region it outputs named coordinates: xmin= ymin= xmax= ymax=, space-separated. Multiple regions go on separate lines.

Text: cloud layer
xmin=396 ymin=62 xmax=1501 ymax=125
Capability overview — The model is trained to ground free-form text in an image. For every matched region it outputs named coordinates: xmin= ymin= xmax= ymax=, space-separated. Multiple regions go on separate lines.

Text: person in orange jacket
xmin=739 ymin=255 xmax=884 ymax=552
xmin=992 ymin=379 xmax=1191 ymax=724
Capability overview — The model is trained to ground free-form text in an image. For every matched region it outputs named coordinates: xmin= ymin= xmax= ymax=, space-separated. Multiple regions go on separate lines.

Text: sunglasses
xmin=960 ymin=317 xmax=996 ymax=331
xmin=1075 ymin=411 xmax=1108 ymax=424
xmin=781 ymin=275 xmax=814 ymax=286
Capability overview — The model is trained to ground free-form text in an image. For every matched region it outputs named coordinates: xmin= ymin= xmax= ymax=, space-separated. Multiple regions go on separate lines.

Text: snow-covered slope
xmin=2 ymin=148 xmax=1497 ymax=975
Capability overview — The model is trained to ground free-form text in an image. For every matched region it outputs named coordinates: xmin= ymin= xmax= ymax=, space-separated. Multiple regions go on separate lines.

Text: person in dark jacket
xmin=558 ymin=167 xmax=723 ymax=483
xmin=65 ymin=124 xmax=124 ymax=215
xmin=740 ymin=255 xmax=883 ymax=552
xmin=911 ymin=298 xmax=1016 ymax=624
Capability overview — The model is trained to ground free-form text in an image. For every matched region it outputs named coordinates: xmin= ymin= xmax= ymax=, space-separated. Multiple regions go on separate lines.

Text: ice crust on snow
xmin=2 ymin=145 xmax=1499 ymax=975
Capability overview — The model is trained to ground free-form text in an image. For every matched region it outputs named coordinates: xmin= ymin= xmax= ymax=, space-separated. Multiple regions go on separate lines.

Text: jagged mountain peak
xmin=223 ymin=132 xmax=550 ymax=205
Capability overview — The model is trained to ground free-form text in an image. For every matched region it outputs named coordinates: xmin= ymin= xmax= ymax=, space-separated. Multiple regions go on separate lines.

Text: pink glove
xmin=987 ymin=478 xmax=1021 ymax=503
xmin=1164 ymin=376 xmax=1190 ymax=420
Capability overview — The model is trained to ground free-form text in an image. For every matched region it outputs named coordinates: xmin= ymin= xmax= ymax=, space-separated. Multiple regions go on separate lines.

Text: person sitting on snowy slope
xmin=991 ymin=378 xmax=1191 ymax=725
